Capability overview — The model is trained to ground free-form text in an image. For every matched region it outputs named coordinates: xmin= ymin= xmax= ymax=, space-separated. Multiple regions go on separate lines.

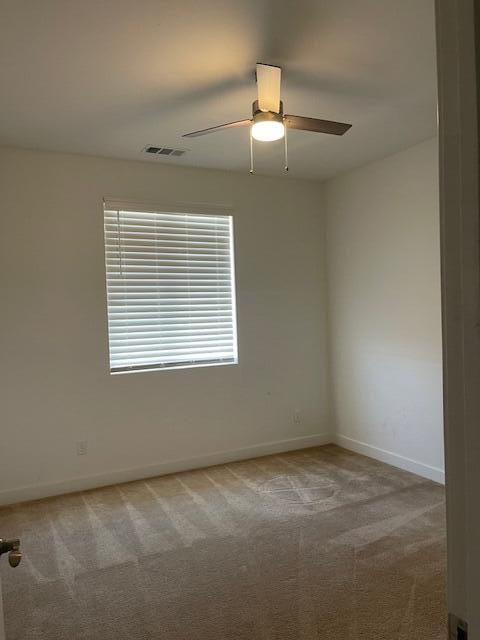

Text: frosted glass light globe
xmin=251 ymin=120 xmax=285 ymax=142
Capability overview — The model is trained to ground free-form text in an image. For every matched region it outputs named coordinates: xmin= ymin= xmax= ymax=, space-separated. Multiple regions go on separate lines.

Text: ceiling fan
xmin=183 ymin=63 xmax=352 ymax=173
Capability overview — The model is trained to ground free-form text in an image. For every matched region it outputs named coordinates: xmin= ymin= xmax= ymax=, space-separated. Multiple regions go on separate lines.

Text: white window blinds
xmin=103 ymin=204 xmax=238 ymax=373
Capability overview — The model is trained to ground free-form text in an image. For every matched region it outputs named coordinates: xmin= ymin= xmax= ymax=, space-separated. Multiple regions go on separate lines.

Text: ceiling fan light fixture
xmin=182 ymin=64 xmax=352 ymax=172
xmin=251 ymin=119 xmax=285 ymax=142
xmin=251 ymin=111 xmax=285 ymax=142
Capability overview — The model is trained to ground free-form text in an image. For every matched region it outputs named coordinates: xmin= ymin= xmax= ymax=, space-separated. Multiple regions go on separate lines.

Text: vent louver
xmin=143 ymin=146 xmax=187 ymax=157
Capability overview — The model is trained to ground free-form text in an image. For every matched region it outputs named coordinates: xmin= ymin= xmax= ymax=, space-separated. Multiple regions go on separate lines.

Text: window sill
xmin=109 ymin=359 xmax=239 ymax=376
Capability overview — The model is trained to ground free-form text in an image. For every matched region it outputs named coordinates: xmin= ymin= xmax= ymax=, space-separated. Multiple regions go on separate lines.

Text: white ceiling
xmin=0 ymin=0 xmax=437 ymax=180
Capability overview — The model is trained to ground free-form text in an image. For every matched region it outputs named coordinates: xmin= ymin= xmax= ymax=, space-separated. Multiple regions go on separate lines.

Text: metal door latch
xmin=0 ymin=538 xmax=22 ymax=568
xmin=449 ymin=613 xmax=468 ymax=640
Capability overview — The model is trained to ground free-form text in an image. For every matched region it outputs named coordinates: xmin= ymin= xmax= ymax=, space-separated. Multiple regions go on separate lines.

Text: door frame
xmin=436 ymin=0 xmax=480 ymax=636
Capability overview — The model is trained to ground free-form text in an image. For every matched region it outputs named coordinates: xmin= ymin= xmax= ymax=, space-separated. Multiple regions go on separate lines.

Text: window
xmin=103 ymin=202 xmax=238 ymax=373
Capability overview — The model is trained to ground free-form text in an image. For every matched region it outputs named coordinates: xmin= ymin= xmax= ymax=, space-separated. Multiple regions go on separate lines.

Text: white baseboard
xmin=0 ymin=432 xmax=333 ymax=506
xmin=334 ymin=434 xmax=445 ymax=484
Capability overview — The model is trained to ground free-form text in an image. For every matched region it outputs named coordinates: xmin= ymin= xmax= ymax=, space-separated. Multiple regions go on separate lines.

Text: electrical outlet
xmin=76 ymin=440 xmax=88 ymax=456
xmin=293 ymin=410 xmax=301 ymax=424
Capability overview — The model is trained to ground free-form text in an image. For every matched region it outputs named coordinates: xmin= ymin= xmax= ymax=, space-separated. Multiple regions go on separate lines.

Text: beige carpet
xmin=0 ymin=445 xmax=446 ymax=639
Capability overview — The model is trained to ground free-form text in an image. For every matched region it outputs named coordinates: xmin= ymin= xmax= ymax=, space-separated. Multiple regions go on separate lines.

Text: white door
xmin=436 ymin=0 xmax=480 ymax=637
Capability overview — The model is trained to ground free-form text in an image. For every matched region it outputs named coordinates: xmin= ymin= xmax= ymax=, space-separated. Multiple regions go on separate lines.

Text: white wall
xmin=0 ymin=147 xmax=330 ymax=505
xmin=325 ymin=137 xmax=444 ymax=482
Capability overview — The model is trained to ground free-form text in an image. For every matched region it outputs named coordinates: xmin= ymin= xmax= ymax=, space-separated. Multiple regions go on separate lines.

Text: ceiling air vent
xmin=143 ymin=146 xmax=187 ymax=157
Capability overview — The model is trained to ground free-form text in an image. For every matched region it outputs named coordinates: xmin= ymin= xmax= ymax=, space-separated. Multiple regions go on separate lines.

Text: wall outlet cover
xmin=76 ymin=441 xmax=88 ymax=456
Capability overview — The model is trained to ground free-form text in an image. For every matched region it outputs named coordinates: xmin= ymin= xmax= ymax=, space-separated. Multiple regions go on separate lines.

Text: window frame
xmin=102 ymin=199 xmax=239 ymax=375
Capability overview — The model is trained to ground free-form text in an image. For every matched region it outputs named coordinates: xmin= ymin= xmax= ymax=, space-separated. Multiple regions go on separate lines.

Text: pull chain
xmin=249 ymin=123 xmax=288 ymax=174
xmin=284 ymin=123 xmax=289 ymax=173
xmin=249 ymin=127 xmax=254 ymax=174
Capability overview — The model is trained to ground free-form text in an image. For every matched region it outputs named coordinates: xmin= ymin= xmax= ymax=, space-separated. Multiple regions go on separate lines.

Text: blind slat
xmin=110 ymin=340 xmax=234 ymax=354
xmin=109 ymin=321 xmax=234 ymax=331
xmin=109 ymin=315 xmax=234 ymax=325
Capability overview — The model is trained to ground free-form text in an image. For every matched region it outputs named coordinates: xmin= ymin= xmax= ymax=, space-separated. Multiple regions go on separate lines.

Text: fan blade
xmin=285 ymin=115 xmax=352 ymax=136
xmin=256 ymin=63 xmax=281 ymax=113
xmin=183 ymin=119 xmax=251 ymax=138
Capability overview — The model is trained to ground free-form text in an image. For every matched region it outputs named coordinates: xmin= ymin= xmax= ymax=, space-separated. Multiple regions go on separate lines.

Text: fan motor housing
xmin=252 ymin=100 xmax=284 ymax=124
